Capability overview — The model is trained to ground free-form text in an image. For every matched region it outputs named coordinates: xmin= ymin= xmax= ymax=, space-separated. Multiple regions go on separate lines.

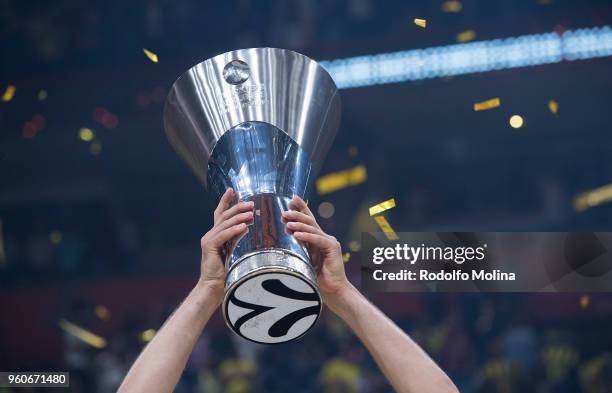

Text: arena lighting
xmin=320 ymin=25 xmax=612 ymax=89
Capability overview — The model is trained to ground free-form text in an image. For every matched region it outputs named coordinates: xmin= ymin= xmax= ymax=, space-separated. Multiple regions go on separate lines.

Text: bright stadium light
xmin=321 ymin=26 xmax=612 ymax=89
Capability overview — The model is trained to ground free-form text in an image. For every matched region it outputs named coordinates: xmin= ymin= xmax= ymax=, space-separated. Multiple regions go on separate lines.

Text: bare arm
xmin=326 ymin=284 xmax=458 ymax=393
xmin=117 ymin=283 xmax=220 ymax=393
xmin=283 ymin=196 xmax=458 ymax=393
xmin=118 ymin=189 xmax=253 ymax=393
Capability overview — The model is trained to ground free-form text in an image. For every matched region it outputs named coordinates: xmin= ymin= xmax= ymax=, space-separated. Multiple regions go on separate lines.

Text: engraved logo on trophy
xmin=216 ymin=84 xmax=266 ymax=112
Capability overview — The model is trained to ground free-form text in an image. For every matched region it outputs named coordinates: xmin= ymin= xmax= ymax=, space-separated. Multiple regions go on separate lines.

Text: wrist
xmin=322 ymin=281 xmax=358 ymax=318
xmin=193 ymin=279 xmax=224 ymax=308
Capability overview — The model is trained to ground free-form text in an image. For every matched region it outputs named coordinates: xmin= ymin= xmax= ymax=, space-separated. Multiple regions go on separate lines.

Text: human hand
xmin=198 ymin=188 xmax=253 ymax=301
xmin=282 ymin=196 xmax=350 ymax=300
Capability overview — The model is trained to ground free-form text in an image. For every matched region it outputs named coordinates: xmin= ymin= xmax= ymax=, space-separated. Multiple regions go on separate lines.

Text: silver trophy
xmin=163 ymin=48 xmax=341 ymax=344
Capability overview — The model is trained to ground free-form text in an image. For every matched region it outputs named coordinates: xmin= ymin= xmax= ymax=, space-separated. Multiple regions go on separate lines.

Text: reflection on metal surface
xmin=209 ymin=122 xmax=313 ymax=275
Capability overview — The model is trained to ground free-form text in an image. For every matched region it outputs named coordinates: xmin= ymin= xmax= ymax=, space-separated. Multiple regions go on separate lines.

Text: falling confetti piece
xmin=548 ymin=100 xmax=558 ymax=114
xmin=38 ymin=89 xmax=47 ymax=101
xmin=580 ymin=295 xmax=590 ymax=309
xmin=79 ymin=128 xmax=95 ymax=142
xmin=140 ymin=329 xmax=156 ymax=342
xmin=342 ymin=253 xmax=351 ymax=263
xmin=369 ymin=198 xmax=396 ymax=216
xmin=573 ymin=183 xmax=612 ymax=211
xmin=473 ymin=97 xmax=501 ymax=111
xmin=456 ymin=30 xmax=476 ymax=43
xmin=143 ymin=48 xmax=159 ymax=63
xmin=441 ymin=1 xmax=462 ymax=13
xmin=348 ymin=241 xmax=361 ymax=252
xmin=59 ymin=319 xmax=107 ymax=348
xmin=2 ymin=85 xmax=16 ymax=102
xmin=414 ymin=18 xmax=427 ymax=28
xmin=316 ymin=165 xmax=367 ymax=195
xmin=374 ymin=216 xmax=399 ymax=240
xmin=95 ymin=305 xmax=111 ymax=321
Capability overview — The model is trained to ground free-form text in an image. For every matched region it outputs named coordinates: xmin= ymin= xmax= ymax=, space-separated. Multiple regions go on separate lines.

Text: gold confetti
xmin=342 ymin=253 xmax=351 ymax=263
xmin=414 ymin=18 xmax=427 ymax=28
xmin=473 ymin=97 xmax=501 ymax=111
xmin=95 ymin=305 xmax=111 ymax=321
xmin=580 ymin=295 xmax=589 ymax=309
xmin=348 ymin=241 xmax=361 ymax=252
xmin=143 ymin=48 xmax=159 ymax=63
xmin=374 ymin=216 xmax=399 ymax=240
xmin=140 ymin=329 xmax=156 ymax=342
xmin=79 ymin=128 xmax=95 ymax=142
xmin=59 ymin=319 xmax=107 ymax=348
xmin=573 ymin=183 xmax=612 ymax=211
xmin=441 ymin=1 xmax=462 ymax=13
xmin=548 ymin=100 xmax=558 ymax=114
xmin=316 ymin=165 xmax=367 ymax=195
xmin=2 ymin=85 xmax=16 ymax=102
xmin=50 ymin=231 xmax=62 ymax=245
xmin=369 ymin=198 xmax=396 ymax=216
xmin=38 ymin=89 xmax=48 ymax=101
xmin=456 ymin=30 xmax=476 ymax=43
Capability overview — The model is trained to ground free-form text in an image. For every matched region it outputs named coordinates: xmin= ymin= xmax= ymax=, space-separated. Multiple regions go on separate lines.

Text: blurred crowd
xmin=3 ymin=292 xmax=610 ymax=393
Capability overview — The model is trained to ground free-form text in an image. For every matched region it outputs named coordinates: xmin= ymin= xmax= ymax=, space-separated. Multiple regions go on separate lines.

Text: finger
xmin=281 ymin=210 xmax=318 ymax=227
xmin=214 ymin=188 xmax=235 ymax=222
xmin=285 ymin=221 xmax=323 ymax=235
xmin=210 ymin=223 xmax=249 ymax=248
xmin=215 ymin=211 xmax=254 ymax=232
xmin=293 ymin=231 xmax=335 ymax=250
xmin=218 ymin=200 xmax=254 ymax=224
xmin=288 ymin=196 xmax=321 ymax=228
xmin=288 ymin=196 xmax=313 ymax=216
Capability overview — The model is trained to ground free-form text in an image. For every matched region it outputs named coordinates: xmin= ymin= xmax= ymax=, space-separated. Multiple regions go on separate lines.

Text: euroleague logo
xmin=225 ymin=272 xmax=321 ymax=344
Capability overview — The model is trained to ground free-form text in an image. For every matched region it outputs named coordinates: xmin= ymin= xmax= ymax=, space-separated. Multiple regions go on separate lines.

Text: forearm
xmin=118 ymin=282 xmax=222 ymax=393
xmin=325 ymin=284 xmax=458 ymax=393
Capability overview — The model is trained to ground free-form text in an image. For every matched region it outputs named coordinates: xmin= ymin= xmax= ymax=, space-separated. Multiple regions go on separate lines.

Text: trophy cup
xmin=163 ymin=48 xmax=341 ymax=344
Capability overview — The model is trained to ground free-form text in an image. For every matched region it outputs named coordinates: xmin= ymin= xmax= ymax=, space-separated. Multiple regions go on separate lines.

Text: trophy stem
xmin=222 ymin=193 xmax=321 ymax=344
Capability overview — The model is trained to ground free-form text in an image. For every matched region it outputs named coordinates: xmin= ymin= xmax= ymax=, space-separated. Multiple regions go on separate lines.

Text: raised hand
xmin=199 ymin=188 xmax=253 ymax=300
xmin=282 ymin=196 xmax=349 ymax=299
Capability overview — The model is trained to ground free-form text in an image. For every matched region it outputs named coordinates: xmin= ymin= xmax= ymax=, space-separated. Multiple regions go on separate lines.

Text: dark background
xmin=1 ymin=0 xmax=612 ymax=392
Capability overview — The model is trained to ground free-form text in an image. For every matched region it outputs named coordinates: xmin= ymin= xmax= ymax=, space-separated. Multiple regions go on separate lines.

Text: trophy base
xmin=223 ymin=250 xmax=322 ymax=344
